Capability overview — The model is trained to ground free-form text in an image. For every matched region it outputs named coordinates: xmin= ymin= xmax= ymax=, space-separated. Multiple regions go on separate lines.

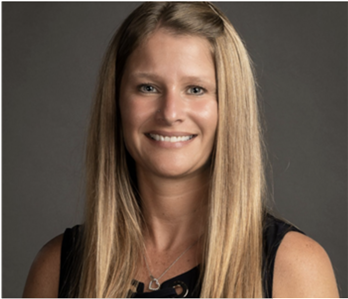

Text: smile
xmin=148 ymin=133 xmax=195 ymax=143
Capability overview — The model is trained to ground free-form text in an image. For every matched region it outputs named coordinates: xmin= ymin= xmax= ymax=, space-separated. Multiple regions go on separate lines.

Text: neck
xmin=137 ymin=168 xmax=209 ymax=251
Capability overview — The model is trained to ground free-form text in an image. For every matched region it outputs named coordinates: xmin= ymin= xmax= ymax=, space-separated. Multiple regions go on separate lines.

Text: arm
xmin=273 ymin=231 xmax=339 ymax=298
xmin=23 ymin=234 xmax=63 ymax=298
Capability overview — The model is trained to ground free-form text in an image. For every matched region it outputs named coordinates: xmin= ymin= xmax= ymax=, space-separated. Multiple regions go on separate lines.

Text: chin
xmin=134 ymin=153 xmax=211 ymax=179
xmin=149 ymin=160 xmax=209 ymax=179
xmin=152 ymin=165 xmax=193 ymax=179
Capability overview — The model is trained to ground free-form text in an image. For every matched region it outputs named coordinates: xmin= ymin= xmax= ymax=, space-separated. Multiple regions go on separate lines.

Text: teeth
xmin=149 ymin=134 xmax=194 ymax=142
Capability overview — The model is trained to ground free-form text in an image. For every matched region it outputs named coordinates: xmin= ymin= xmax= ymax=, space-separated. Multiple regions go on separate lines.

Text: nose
xmin=156 ymin=89 xmax=185 ymax=125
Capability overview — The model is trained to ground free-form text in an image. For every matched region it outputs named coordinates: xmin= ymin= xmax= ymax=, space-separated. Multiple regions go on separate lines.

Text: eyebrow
xmin=130 ymin=72 xmax=214 ymax=85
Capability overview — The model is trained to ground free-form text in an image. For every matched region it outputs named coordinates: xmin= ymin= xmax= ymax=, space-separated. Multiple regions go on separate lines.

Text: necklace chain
xmin=143 ymin=239 xmax=199 ymax=291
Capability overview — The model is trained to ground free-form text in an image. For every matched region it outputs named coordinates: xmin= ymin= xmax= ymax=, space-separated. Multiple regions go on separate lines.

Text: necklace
xmin=143 ymin=239 xmax=199 ymax=291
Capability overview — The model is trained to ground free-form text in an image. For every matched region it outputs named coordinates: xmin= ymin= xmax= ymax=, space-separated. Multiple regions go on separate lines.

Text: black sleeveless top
xmin=59 ymin=214 xmax=304 ymax=298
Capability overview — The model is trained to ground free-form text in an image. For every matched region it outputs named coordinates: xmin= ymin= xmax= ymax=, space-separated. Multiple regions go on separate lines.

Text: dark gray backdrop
xmin=3 ymin=2 xmax=347 ymax=297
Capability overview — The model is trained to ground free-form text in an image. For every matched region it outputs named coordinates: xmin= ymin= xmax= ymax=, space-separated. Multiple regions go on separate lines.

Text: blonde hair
xmin=74 ymin=2 xmax=266 ymax=297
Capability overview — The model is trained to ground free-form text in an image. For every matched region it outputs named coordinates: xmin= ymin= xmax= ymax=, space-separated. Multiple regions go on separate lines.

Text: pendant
xmin=149 ymin=277 xmax=161 ymax=291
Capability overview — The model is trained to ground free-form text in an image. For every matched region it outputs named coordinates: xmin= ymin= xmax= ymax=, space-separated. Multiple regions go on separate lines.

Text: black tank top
xmin=58 ymin=214 xmax=304 ymax=298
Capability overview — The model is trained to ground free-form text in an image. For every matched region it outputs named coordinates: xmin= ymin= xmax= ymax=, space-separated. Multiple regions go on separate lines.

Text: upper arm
xmin=273 ymin=231 xmax=339 ymax=298
xmin=23 ymin=234 xmax=63 ymax=298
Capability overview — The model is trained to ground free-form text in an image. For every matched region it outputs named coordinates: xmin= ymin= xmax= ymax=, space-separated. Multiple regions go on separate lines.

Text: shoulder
xmin=23 ymin=233 xmax=63 ymax=298
xmin=273 ymin=231 xmax=339 ymax=297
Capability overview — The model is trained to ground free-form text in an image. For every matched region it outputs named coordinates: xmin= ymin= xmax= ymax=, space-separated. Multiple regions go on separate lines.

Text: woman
xmin=23 ymin=2 xmax=339 ymax=298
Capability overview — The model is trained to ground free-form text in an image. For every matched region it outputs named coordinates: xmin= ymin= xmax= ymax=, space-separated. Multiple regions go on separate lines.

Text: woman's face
xmin=119 ymin=28 xmax=218 ymax=179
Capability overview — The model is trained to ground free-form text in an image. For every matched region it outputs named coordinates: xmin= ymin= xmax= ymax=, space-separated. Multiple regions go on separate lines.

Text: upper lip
xmin=145 ymin=130 xmax=197 ymax=137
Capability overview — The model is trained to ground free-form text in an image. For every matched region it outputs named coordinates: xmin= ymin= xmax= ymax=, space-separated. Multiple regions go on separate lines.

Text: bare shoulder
xmin=273 ymin=231 xmax=339 ymax=298
xmin=23 ymin=234 xmax=63 ymax=298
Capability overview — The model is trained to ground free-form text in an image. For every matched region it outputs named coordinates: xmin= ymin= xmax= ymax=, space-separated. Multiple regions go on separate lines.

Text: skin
xmin=119 ymin=30 xmax=218 ymax=181
xmin=273 ymin=232 xmax=339 ymax=297
xmin=22 ymin=29 xmax=339 ymax=297
xmin=119 ymin=28 xmax=217 ymax=291
xmin=22 ymin=234 xmax=62 ymax=297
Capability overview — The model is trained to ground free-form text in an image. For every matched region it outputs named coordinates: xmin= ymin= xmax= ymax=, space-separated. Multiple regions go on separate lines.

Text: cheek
xmin=120 ymin=98 xmax=153 ymax=133
xmin=192 ymin=100 xmax=218 ymax=137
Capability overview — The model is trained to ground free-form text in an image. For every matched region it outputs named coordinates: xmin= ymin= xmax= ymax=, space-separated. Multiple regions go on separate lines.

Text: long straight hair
xmin=74 ymin=2 xmax=266 ymax=297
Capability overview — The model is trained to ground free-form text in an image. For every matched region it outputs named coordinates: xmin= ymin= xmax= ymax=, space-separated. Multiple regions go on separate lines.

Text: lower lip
xmin=145 ymin=134 xmax=197 ymax=148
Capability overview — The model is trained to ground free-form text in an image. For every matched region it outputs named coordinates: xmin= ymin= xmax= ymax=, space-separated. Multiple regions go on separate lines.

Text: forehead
xmin=123 ymin=29 xmax=215 ymax=80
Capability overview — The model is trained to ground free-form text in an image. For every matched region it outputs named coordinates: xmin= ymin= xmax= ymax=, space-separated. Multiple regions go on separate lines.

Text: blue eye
xmin=188 ymin=86 xmax=205 ymax=95
xmin=139 ymin=84 xmax=157 ymax=93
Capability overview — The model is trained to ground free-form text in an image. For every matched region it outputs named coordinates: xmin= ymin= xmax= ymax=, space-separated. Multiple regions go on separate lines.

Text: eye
xmin=187 ymin=86 xmax=205 ymax=95
xmin=139 ymin=84 xmax=157 ymax=93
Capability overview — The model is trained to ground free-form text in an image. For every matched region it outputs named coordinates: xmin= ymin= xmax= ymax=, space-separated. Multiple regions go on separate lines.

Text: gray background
xmin=3 ymin=2 xmax=347 ymax=297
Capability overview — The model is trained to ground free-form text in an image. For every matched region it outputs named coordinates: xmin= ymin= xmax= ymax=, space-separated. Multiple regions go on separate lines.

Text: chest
xmin=134 ymin=245 xmax=202 ymax=293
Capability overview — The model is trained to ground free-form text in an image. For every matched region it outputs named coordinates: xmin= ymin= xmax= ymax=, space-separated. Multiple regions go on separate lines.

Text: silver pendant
xmin=149 ymin=277 xmax=160 ymax=291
